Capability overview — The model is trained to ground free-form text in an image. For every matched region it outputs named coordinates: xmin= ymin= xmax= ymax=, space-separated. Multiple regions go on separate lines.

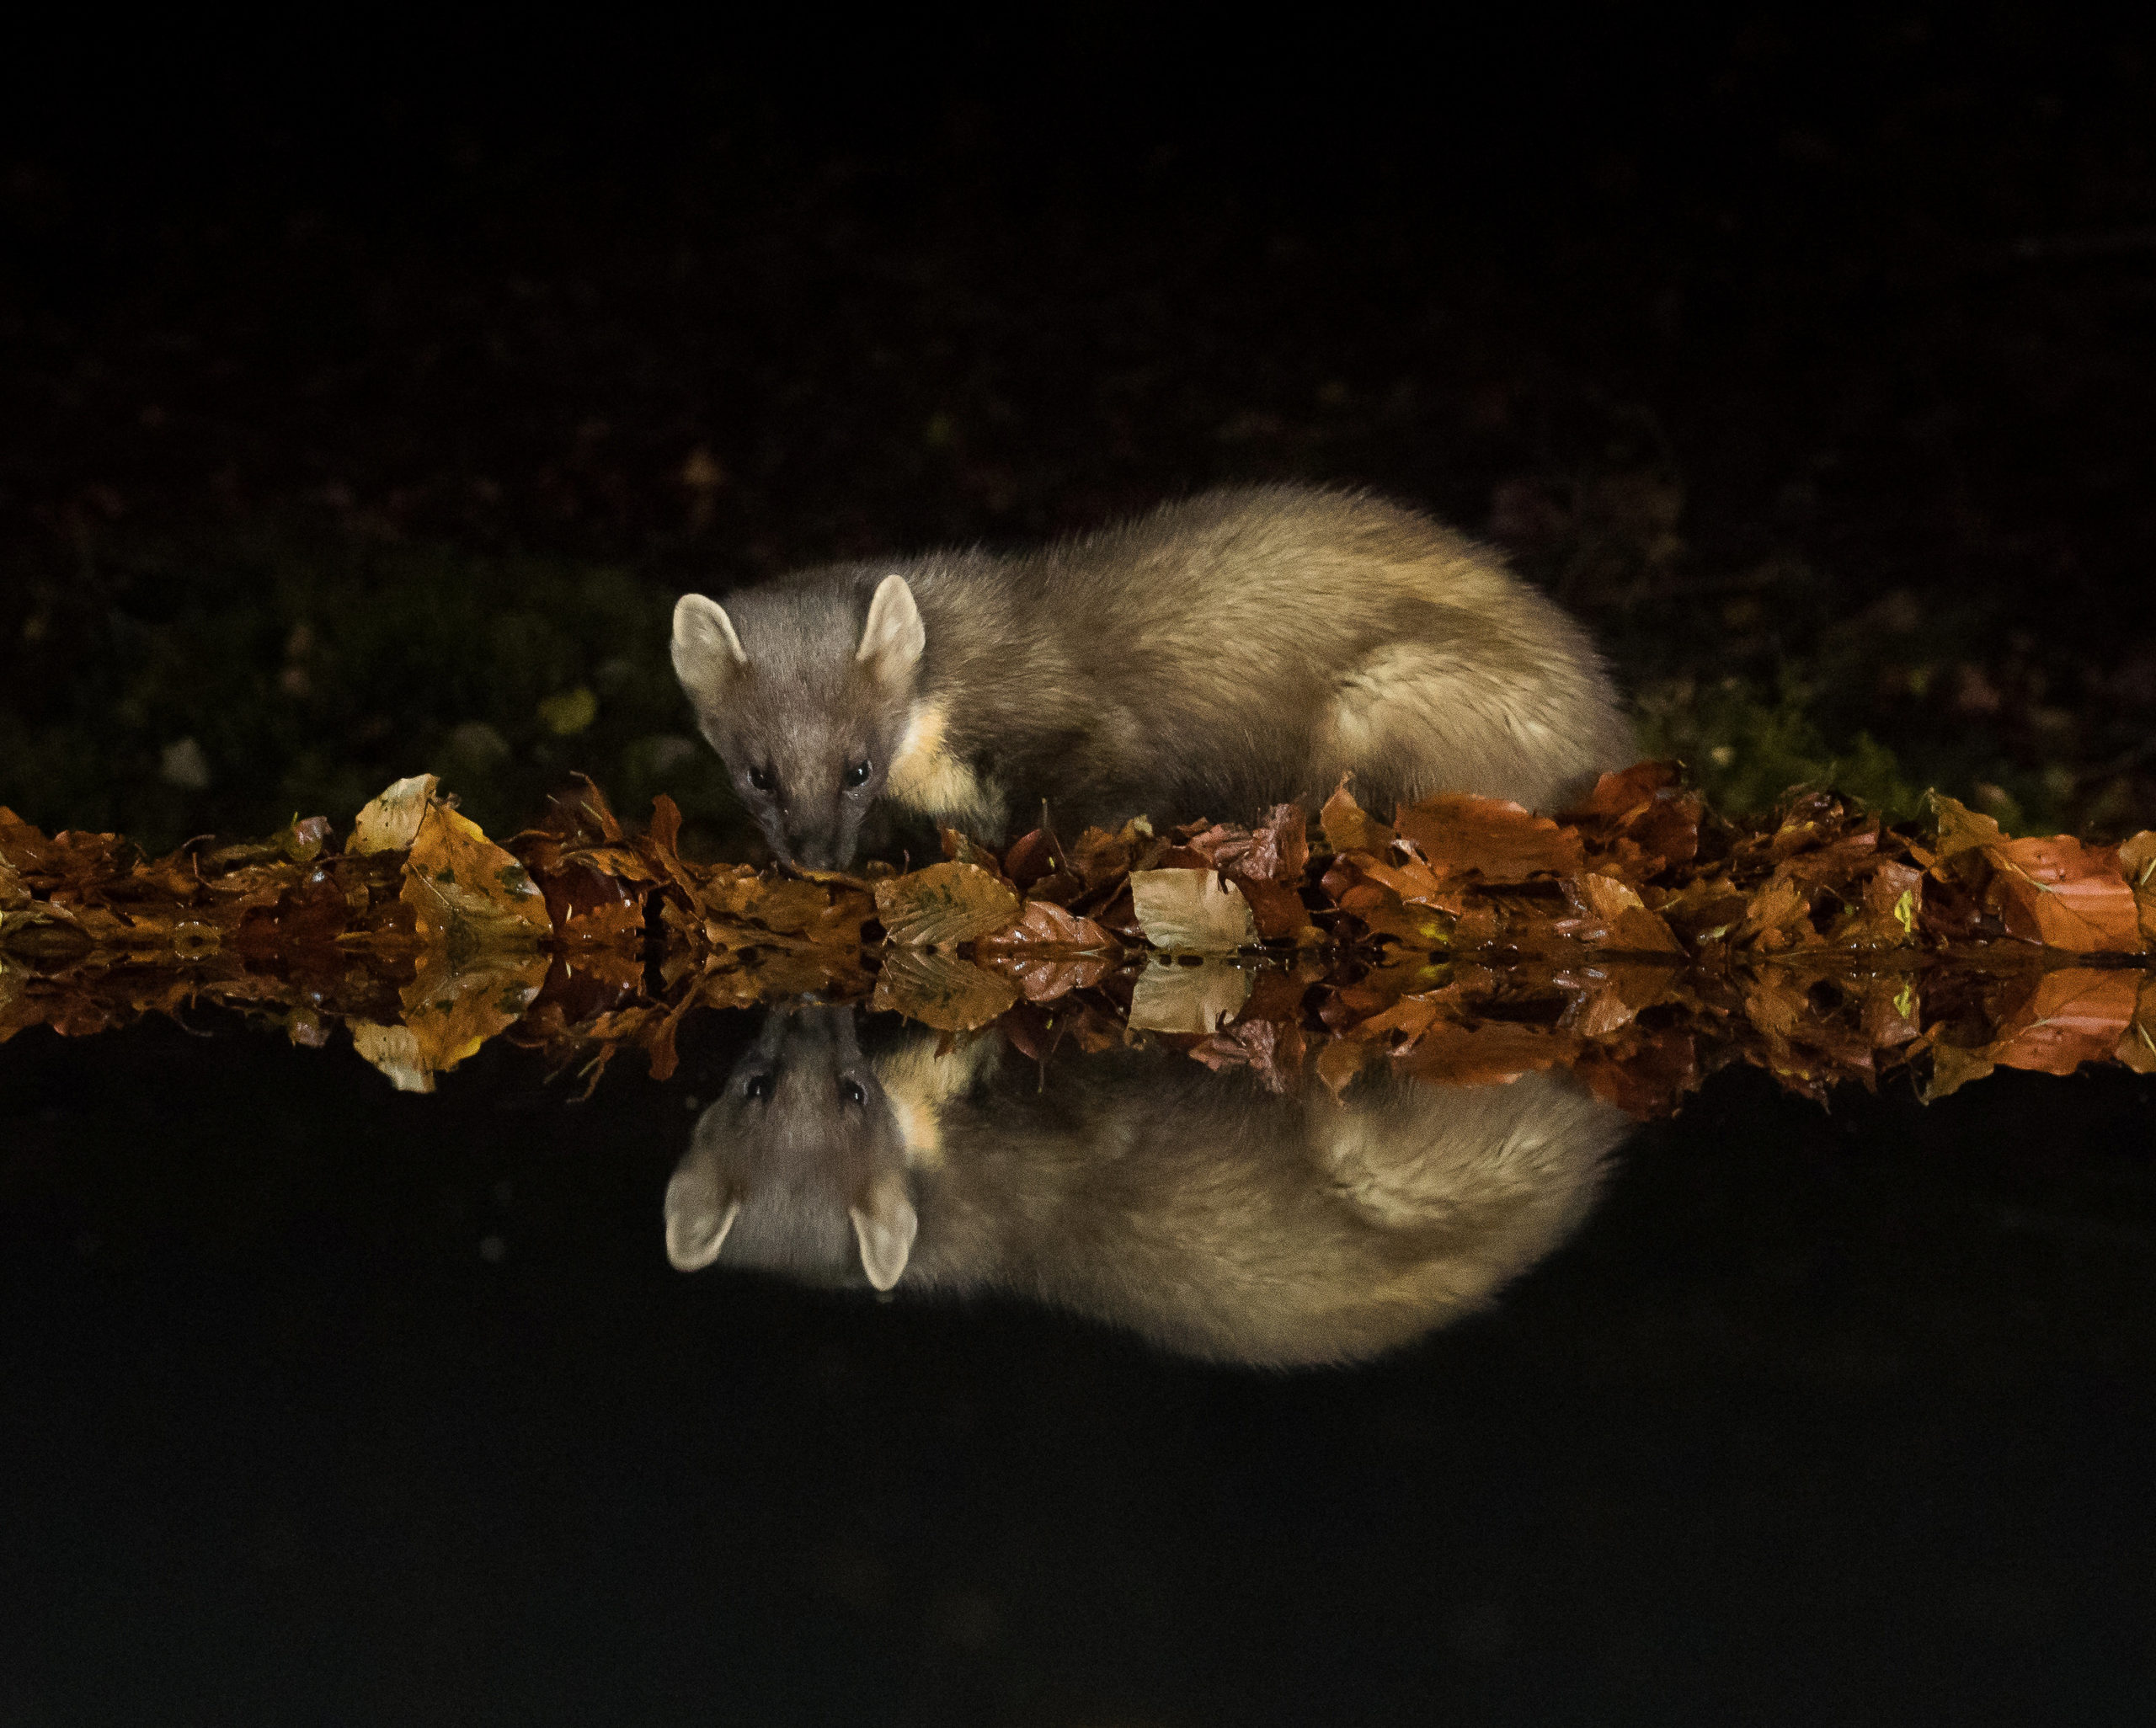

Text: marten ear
xmin=848 ymin=1171 xmax=917 ymax=1291
xmin=664 ymin=1171 xmax=742 ymax=1272
xmin=672 ymin=595 xmax=750 ymax=696
xmin=857 ymin=574 xmax=925 ymax=687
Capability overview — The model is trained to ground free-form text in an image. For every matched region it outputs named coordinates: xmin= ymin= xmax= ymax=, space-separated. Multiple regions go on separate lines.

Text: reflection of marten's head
xmin=664 ymin=1005 xmax=915 ymax=1290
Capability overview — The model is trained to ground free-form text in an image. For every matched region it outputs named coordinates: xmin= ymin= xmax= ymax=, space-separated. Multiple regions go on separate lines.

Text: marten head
xmin=671 ymin=571 xmax=923 ymax=868
xmin=664 ymin=1005 xmax=917 ymax=1291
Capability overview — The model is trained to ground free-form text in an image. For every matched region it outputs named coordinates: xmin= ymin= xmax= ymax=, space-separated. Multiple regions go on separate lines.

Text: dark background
xmin=4 ymin=13 xmax=2156 ymax=1725
xmin=3 ymin=10 xmax=2154 ymax=847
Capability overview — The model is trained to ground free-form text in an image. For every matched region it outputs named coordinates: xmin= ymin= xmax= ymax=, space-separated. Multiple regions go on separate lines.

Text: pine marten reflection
xmin=664 ymin=1005 xmax=1631 ymax=1367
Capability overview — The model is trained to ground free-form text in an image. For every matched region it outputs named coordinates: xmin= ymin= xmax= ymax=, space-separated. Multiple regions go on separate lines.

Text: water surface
xmin=2 ymin=1014 xmax=2151 ymax=1725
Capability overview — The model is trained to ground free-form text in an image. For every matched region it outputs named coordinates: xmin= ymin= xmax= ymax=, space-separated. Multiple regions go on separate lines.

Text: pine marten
xmin=664 ymin=1006 xmax=1628 ymax=1368
xmin=672 ymin=485 xmax=1631 ymax=867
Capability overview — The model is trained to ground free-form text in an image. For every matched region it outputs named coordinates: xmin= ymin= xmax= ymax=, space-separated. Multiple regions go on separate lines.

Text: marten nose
xmin=790 ymin=831 xmax=838 ymax=871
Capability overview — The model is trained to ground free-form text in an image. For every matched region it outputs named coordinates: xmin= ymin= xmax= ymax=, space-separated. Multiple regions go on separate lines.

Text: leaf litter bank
xmin=1 ymin=765 xmax=2150 ymax=1115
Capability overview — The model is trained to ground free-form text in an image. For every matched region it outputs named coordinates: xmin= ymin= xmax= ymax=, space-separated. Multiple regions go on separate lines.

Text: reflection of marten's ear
xmin=671 ymin=595 xmax=750 ymax=696
xmin=857 ymin=574 xmax=925 ymax=686
xmin=664 ymin=1169 xmax=742 ymax=1272
xmin=848 ymin=1171 xmax=917 ymax=1291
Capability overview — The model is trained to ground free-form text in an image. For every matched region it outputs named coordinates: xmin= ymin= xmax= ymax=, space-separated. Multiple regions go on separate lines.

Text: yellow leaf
xmin=350 ymin=774 xmax=440 ymax=854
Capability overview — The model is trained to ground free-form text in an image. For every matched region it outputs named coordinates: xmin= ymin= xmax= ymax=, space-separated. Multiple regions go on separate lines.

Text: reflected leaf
xmin=873 ymin=949 xmax=1021 ymax=1031
xmin=1128 ymin=955 xmax=1251 ymax=1033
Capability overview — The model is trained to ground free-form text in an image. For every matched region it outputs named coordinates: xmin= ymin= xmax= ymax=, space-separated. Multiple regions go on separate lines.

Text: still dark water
xmin=2 ymin=1012 xmax=2152 ymax=1725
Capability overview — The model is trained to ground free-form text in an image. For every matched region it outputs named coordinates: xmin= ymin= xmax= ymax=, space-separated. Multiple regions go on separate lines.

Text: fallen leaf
xmin=873 ymin=861 xmax=1022 ymax=947
xmin=1984 ymin=836 xmax=2142 ymax=952
xmin=1393 ymin=794 xmax=1585 ymax=880
xmin=398 ymin=947 xmax=551 ymax=1077
xmin=1129 ymin=869 xmax=1258 ymax=952
xmin=350 ymin=775 xmax=440 ymax=854
xmin=1319 ymin=781 xmax=1394 ymax=856
xmin=2119 ymin=973 xmax=2156 ymax=1075
xmin=402 ymin=803 xmax=552 ymax=954
xmin=974 ymin=898 xmax=1118 ymax=952
xmin=350 ymin=1021 xmax=435 ymax=1092
xmin=1929 ymin=792 xmax=2004 ymax=860
xmin=2120 ymin=832 xmax=2156 ymax=947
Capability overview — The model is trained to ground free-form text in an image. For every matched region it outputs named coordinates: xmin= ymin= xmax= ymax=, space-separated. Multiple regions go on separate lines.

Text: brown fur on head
xmin=664 ymin=1005 xmax=917 ymax=1290
xmin=671 ymin=572 xmax=924 ymax=868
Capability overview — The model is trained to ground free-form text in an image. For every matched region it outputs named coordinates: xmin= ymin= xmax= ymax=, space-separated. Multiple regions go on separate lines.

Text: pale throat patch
xmin=885 ymin=697 xmax=991 ymax=825
xmin=875 ymin=1033 xmax=1000 ymax=1169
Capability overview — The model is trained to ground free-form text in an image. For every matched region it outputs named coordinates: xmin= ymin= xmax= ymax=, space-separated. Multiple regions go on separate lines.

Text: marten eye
xmin=747 ymin=767 xmax=776 ymax=794
xmin=744 ymin=1073 xmax=773 ymax=1101
xmin=839 ymin=1078 xmax=866 ymax=1107
xmin=843 ymin=760 xmax=872 ymax=789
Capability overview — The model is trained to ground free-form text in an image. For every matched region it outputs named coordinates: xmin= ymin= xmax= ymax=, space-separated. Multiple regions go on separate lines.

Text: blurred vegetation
xmin=0 ymin=520 xmax=754 ymax=856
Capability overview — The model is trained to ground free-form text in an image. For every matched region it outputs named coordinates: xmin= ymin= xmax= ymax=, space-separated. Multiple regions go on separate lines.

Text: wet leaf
xmin=874 ymin=861 xmax=1022 ymax=946
xmin=1393 ymin=794 xmax=1584 ymax=880
xmin=1128 ymin=956 xmax=1252 ymax=1033
xmin=1929 ymin=792 xmax=2005 ymax=860
xmin=350 ymin=774 xmax=440 ymax=854
xmin=1129 ymin=869 xmax=1258 ymax=952
xmin=1988 ymin=968 xmax=2142 ymax=1075
xmin=398 ymin=947 xmax=552 ymax=1080
xmin=872 ymin=948 xmax=1021 ymax=1031
xmin=1984 ymin=836 xmax=2142 ymax=952
xmin=2119 ymin=974 xmax=2156 ymax=1075
xmin=401 ymin=803 xmax=552 ymax=955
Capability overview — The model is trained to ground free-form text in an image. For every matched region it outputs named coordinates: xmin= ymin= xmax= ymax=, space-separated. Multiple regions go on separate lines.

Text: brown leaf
xmin=1393 ymin=1019 xmax=1580 ymax=1087
xmin=1984 ymin=837 xmax=2143 ymax=953
xmin=1844 ymin=861 xmax=1924 ymax=948
xmin=940 ymin=828 xmax=1007 ymax=876
xmin=397 ymin=947 xmax=551 ymax=1080
xmin=1187 ymin=1016 xmax=1305 ymax=1092
xmin=1235 ymin=877 xmax=1318 ymax=943
xmin=872 ymin=948 xmax=1021 ymax=1030
xmin=1988 ymin=968 xmax=2142 ymax=1075
xmin=1393 ymin=794 xmax=1585 ymax=880
xmin=2119 ymin=973 xmax=2156 ymax=1075
xmin=873 ymin=861 xmax=1022 ymax=947
xmin=1735 ymin=876 xmax=1822 ymax=953
xmin=1575 ymin=1027 xmax=1700 ymax=1119
xmin=1924 ymin=1042 xmax=1996 ymax=1101
xmin=1243 ymin=803 xmax=1310 ymax=884
xmin=1929 ymin=792 xmax=2005 ymax=860
xmin=1319 ymin=781 xmax=1395 ymax=856
xmin=1315 ymin=1036 xmax=1371 ymax=1100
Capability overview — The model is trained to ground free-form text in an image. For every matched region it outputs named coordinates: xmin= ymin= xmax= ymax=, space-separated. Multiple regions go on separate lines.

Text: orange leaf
xmin=1320 ymin=781 xmax=1395 ymax=856
xmin=1988 ymin=968 xmax=2142 ymax=1075
xmin=1984 ymin=836 xmax=2143 ymax=952
xmin=1391 ymin=794 xmax=1585 ymax=881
